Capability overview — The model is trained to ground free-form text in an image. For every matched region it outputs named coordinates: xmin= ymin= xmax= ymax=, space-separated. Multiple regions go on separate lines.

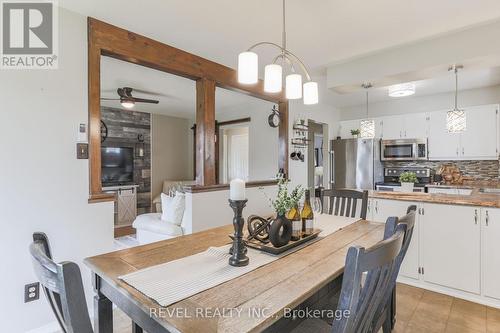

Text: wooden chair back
xmin=29 ymin=233 xmax=93 ymax=333
xmin=331 ymin=223 xmax=406 ymax=333
xmin=320 ymin=189 xmax=368 ymax=219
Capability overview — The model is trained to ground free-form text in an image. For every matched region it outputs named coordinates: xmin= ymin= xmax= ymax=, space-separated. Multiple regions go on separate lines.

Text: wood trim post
xmin=196 ymin=79 xmax=216 ymax=186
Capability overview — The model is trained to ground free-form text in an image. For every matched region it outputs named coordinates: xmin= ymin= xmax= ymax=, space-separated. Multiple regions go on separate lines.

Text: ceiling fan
xmin=101 ymin=87 xmax=159 ymax=109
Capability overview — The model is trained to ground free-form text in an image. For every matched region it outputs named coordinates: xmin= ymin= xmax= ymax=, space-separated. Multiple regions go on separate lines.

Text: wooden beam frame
xmin=88 ymin=18 xmax=288 ymax=202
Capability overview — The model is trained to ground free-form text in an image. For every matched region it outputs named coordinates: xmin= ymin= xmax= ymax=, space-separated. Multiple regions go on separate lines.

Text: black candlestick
xmin=228 ymin=199 xmax=249 ymax=267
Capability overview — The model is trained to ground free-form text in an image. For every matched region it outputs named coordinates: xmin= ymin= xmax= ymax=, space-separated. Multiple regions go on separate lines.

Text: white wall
xmin=184 ymin=186 xmax=278 ymax=234
xmin=216 ymin=102 xmax=279 ymax=182
xmin=0 ymin=8 xmax=115 ymax=333
xmin=340 ymin=85 xmax=500 ymax=120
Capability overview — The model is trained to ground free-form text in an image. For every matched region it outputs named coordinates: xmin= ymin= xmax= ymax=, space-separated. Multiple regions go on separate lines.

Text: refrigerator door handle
xmin=329 ymin=150 xmax=334 ymax=189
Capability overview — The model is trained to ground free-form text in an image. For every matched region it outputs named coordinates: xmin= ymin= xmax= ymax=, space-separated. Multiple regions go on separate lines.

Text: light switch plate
xmin=77 ymin=143 xmax=88 ymax=159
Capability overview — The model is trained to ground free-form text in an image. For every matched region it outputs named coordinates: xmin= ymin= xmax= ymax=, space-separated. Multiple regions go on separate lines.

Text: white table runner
xmin=120 ymin=215 xmax=359 ymax=307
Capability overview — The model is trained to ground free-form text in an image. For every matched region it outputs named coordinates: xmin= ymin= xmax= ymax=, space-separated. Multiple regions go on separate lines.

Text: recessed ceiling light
xmin=388 ymin=83 xmax=416 ymax=97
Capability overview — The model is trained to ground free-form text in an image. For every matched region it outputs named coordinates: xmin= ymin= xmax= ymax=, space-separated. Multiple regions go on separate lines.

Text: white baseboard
xmin=25 ymin=321 xmax=61 ymax=333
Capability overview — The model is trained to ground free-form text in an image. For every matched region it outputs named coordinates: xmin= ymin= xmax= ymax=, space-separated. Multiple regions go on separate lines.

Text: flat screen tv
xmin=101 ymin=147 xmax=134 ymax=187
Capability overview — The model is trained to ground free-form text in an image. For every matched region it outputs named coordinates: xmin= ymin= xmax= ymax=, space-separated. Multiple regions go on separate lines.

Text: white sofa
xmin=133 ymin=180 xmax=195 ymax=244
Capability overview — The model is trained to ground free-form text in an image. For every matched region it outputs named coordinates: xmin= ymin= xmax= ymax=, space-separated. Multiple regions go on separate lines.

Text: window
xmin=360 ymin=119 xmax=375 ymax=138
xmin=446 ymin=110 xmax=466 ymax=133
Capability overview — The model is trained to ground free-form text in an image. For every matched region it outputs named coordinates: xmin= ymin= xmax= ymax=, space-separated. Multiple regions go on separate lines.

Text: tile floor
xmin=114 ymin=283 xmax=500 ymax=333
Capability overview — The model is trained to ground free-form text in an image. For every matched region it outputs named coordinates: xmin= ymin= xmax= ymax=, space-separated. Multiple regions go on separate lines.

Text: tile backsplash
xmin=384 ymin=160 xmax=500 ymax=180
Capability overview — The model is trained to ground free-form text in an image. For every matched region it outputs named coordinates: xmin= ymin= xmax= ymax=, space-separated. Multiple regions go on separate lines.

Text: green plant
xmin=399 ymin=171 xmax=418 ymax=184
xmin=350 ymin=129 xmax=360 ymax=136
xmin=264 ymin=176 xmax=305 ymax=216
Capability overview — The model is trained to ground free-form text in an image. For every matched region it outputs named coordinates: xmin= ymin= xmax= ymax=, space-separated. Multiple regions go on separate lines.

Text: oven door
xmin=381 ymin=141 xmax=416 ymax=161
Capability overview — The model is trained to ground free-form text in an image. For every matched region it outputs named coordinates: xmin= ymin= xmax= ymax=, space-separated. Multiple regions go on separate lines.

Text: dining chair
xmin=374 ymin=205 xmax=417 ymax=333
xmin=29 ymin=232 xmax=143 ymax=333
xmin=320 ymin=189 xmax=369 ymax=219
xmin=29 ymin=232 xmax=94 ymax=333
xmin=291 ymin=222 xmax=406 ymax=333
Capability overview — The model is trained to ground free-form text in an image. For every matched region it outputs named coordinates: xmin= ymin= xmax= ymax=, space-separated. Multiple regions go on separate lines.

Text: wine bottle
xmin=288 ymin=204 xmax=301 ymax=241
xmin=301 ymin=189 xmax=314 ymax=237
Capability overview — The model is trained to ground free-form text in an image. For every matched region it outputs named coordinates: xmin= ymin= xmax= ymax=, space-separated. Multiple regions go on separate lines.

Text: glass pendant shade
xmin=303 ymin=81 xmax=319 ymax=105
xmin=264 ymin=64 xmax=282 ymax=93
xmin=120 ymin=98 xmax=135 ymax=109
xmin=238 ymin=51 xmax=258 ymax=84
xmin=286 ymin=74 xmax=302 ymax=99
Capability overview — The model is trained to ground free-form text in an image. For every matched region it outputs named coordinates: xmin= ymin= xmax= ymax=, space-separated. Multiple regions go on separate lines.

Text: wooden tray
xmin=245 ymin=229 xmax=321 ymax=255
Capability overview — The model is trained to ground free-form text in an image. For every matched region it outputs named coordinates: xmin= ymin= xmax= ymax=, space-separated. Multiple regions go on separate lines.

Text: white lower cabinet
xmin=421 ymin=203 xmax=481 ymax=294
xmin=482 ymin=208 xmax=500 ymax=300
xmin=371 ymin=199 xmax=420 ymax=280
xmin=370 ymin=198 xmax=500 ymax=306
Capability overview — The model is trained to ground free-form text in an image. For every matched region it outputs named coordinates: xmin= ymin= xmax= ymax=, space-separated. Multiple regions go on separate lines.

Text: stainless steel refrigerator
xmin=329 ymin=138 xmax=383 ymax=190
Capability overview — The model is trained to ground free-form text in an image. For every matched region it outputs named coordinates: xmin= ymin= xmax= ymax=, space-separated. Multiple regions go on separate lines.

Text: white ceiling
xmin=70 ymin=0 xmax=500 ymax=108
xmin=100 ymin=57 xmax=272 ymax=117
xmin=61 ymin=0 xmax=500 ymax=69
xmin=334 ymin=67 xmax=500 ymax=107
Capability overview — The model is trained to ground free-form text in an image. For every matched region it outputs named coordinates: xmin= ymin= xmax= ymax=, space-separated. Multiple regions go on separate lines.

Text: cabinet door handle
xmin=404 ymin=130 xmax=407 ymax=137
xmin=486 ymin=211 xmax=489 ymax=226
xmin=456 ymin=148 xmax=459 ymax=156
xmin=375 ymin=201 xmax=378 ymax=213
xmin=474 ymin=209 xmax=478 ymax=224
xmin=462 ymin=147 xmax=465 ymax=155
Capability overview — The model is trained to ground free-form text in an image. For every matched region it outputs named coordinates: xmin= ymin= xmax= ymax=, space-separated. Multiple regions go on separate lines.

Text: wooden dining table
xmin=85 ymin=218 xmax=385 ymax=333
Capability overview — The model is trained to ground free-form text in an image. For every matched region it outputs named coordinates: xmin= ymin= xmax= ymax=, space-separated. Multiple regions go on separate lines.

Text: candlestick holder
xmin=228 ymin=199 xmax=249 ymax=267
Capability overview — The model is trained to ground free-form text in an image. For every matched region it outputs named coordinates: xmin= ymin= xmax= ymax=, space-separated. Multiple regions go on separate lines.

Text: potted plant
xmin=350 ymin=129 xmax=361 ymax=138
xmin=399 ymin=171 xmax=418 ymax=193
xmin=264 ymin=176 xmax=305 ymax=247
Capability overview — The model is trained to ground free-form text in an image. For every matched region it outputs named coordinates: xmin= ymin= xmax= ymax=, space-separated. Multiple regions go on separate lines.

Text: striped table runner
xmin=120 ymin=215 xmax=359 ymax=307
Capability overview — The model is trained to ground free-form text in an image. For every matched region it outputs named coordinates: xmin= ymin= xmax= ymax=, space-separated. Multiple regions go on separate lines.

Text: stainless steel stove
xmin=376 ymin=167 xmax=432 ymax=193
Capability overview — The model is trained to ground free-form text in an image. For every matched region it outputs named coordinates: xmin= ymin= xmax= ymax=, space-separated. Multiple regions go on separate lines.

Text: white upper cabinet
xmin=404 ymin=113 xmax=429 ymax=139
xmin=381 ymin=113 xmax=428 ymax=140
xmin=428 ymin=104 xmax=498 ymax=160
xmin=381 ymin=116 xmax=404 ymax=140
xmin=428 ymin=111 xmax=461 ymax=159
xmin=460 ymin=105 xmax=498 ymax=160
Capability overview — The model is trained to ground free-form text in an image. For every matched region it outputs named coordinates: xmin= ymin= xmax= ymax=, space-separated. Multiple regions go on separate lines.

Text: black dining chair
xmin=320 ymin=189 xmax=369 ymax=219
xmin=291 ymin=222 xmax=407 ymax=333
xmin=29 ymin=233 xmax=142 ymax=333
xmin=29 ymin=232 xmax=94 ymax=333
xmin=374 ymin=205 xmax=417 ymax=333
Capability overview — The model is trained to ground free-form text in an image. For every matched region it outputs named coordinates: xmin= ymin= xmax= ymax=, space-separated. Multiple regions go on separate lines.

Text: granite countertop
xmin=369 ymin=186 xmax=500 ymax=208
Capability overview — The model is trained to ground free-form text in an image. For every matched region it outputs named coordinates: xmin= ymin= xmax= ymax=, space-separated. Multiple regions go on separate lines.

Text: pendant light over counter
xmin=237 ymin=0 xmax=319 ymax=105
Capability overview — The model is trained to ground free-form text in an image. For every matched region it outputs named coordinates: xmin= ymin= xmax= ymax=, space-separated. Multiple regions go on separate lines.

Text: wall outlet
xmin=24 ymin=282 xmax=40 ymax=303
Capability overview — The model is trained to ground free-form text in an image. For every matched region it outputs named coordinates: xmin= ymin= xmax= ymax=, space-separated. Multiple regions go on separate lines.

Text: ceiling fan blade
xmin=132 ymin=97 xmax=159 ymax=104
xmin=131 ymin=88 xmax=170 ymax=97
xmin=100 ymin=97 xmax=120 ymax=100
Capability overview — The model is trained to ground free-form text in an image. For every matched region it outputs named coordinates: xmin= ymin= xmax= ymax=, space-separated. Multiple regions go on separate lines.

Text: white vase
xmin=400 ymin=182 xmax=414 ymax=193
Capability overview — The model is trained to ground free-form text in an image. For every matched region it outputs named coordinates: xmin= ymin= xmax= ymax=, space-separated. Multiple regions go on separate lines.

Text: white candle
xmin=230 ymin=179 xmax=246 ymax=201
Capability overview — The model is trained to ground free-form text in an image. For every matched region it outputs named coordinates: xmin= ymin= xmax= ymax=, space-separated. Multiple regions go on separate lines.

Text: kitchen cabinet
xmin=460 ymin=105 xmax=498 ymax=160
xmin=371 ymin=199 xmax=420 ymax=280
xmin=428 ymin=111 xmax=461 ymax=159
xmin=428 ymin=104 xmax=498 ymax=160
xmin=381 ymin=113 xmax=428 ymax=140
xmin=482 ymin=208 xmax=500 ymax=300
xmin=421 ymin=203 xmax=480 ymax=294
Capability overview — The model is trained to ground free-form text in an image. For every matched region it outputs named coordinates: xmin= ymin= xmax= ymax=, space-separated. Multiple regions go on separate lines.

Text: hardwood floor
xmin=113 ymin=283 xmax=500 ymax=333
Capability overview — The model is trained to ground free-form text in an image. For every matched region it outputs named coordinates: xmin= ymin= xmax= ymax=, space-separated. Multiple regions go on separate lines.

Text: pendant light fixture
xmin=360 ymin=83 xmax=375 ymax=138
xmin=447 ymin=65 xmax=466 ymax=133
xmin=237 ymin=0 xmax=318 ymax=105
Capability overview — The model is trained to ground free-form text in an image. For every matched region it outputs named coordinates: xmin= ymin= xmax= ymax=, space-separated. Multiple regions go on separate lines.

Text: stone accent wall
xmin=384 ymin=160 xmax=500 ymax=180
xmin=101 ymin=107 xmax=151 ymax=215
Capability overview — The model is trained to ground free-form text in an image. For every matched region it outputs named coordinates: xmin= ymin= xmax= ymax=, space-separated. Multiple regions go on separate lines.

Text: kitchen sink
xmin=479 ymin=188 xmax=500 ymax=194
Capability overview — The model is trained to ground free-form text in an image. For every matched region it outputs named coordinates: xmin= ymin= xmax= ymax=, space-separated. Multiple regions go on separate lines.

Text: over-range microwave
xmin=381 ymin=138 xmax=428 ymax=161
